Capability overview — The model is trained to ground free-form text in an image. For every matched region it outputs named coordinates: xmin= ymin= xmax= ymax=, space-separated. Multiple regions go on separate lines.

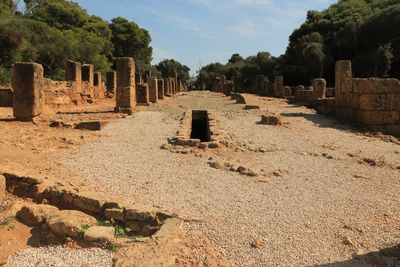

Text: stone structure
xmin=274 ymin=76 xmax=285 ymax=98
xmin=148 ymin=77 xmax=158 ymax=103
xmin=94 ymin=72 xmax=105 ymax=99
xmin=256 ymin=75 xmax=265 ymax=95
xmin=334 ymin=60 xmax=400 ymax=135
xmin=65 ymin=60 xmax=82 ymax=92
xmin=158 ymin=79 xmax=164 ymax=100
xmin=82 ymin=64 xmax=94 ymax=87
xmin=163 ymin=78 xmax=170 ymax=96
xmin=0 ymin=87 xmax=13 ymax=107
xmin=12 ymin=62 xmax=44 ymax=120
xmin=116 ymin=57 xmax=136 ymax=109
xmin=313 ymin=78 xmax=326 ymax=100
xmin=136 ymin=83 xmax=149 ymax=105
xmin=106 ymin=71 xmax=116 ymax=94
xmin=174 ymin=71 xmax=178 ymax=93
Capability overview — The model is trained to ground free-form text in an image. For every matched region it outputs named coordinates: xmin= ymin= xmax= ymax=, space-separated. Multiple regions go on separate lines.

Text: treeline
xmin=197 ymin=0 xmax=400 ymax=90
xmin=0 ymin=0 xmax=190 ymax=83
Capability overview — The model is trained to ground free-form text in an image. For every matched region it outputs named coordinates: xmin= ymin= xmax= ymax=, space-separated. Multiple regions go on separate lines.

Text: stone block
xmin=0 ymin=88 xmax=13 ymax=107
xmin=274 ymin=76 xmax=284 ymax=98
xmin=359 ymin=94 xmax=386 ymax=111
xmin=0 ymin=175 xmax=5 ymax=204
xmin=46 ymin=210 xmax=97 ymax=238
xmin=148 ymin=77 xmax=158 ymax=103
xmin=106 ymin=71 xmax=116 ymax=94
xmin=12 ymin=62 xmax=44 ymax=120
xmin=359 ymin=111 xmax=399 ymax=125
xmin=116 ymin=57 xmax=136 ymax=108
xmin=136 ymin=83 xmax=149 ymax=104
xmin=386 ymin=94 xmax=400 ymax=111
xmin=157 ymin=79 xmax=164 ymax=99
xmin=386 ymin=125 xmax=400 ymax=136
xmin=357 ymin=78 xmax=400 ymax=94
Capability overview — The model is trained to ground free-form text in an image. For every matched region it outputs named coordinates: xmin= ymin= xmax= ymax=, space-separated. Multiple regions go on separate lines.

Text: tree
xmin=155 ymin=59 xmax=190 ymax=81
xmin=110 ymin=17 xmax=152 ymax=70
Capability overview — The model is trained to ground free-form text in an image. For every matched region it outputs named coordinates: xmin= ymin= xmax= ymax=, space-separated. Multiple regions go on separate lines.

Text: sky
xmin=75 ymin=0 xmax=337 ymax=75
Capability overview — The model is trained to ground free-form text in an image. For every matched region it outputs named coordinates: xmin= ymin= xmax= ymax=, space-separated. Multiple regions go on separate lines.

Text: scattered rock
xmin=260 ymin=114 xmax=283 ymax=125
xmin=17 ymin=203 xmax=59 ymax=226
xmin=208 ymin=142 xmax=220 ymax=149
xmin=124 ymin=205 xmax=157 ymax=222
xmin=251 ymin=237 xmax=264 ymax=248
xmin=74 ymin=121 xmax=108 ymax=131
xmin=84 ymin=226 xmax=115 ymax=243
xmin=244 ymin=105 xmax=260 ymax=110
xmin=209 ymin=161 xmax=223 ymax=169
xmin=237 ymin=166 xmax=257 ymax=177
xmin=273 ymin=169 xmax=286 ymax=177
xmin=105 ymin=208 xmax=124 ymax=221
xmin=46 ymin=210 xmax=97 ymax=238
xmin=343 ymin=236 xmax=355 ymax=246
xmin=160 ymin=143 xmax=172 ymax=150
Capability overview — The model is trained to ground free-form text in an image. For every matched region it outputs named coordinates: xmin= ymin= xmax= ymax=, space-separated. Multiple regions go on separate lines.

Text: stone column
xmin=94 ymin=72 xmax=104 ymax=99
xmin=65 ymin=60 xmax=82 ymax=86
xmin=82 ymin=64 xmax=94 ymax=86
xmin=256 ymin=75 xmax=264 ymax=95
xmin=274 ymin=76 xmax=284 ymax=98
xmin=313 ymin=78 xmax=327 ymax=100
xmin=116 ymin=57 xmax=136 ymax=109
xmin=170 ymin=78 xmax=175 ymax=94
xmin=163 ymin=78 xmax=170 ymax=96
xmin=158 ymin=79 xmax=164 ymax=100
xmin=174 ymin=71 xmax=178 ymax=93
xmin=148 ymin=77 xmax=158 ymax=103
xmin=12 ymin=62 xmax=44 ymax=120
xmin=106 ymin=71 xmax=116 ymax=95
xmin=335 ymin=60 xmax=352 ymax=108
xmin=136 ymin=83 xmax=149 ymax=105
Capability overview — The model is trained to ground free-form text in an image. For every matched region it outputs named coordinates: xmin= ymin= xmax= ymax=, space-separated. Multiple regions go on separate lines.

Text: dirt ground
xmin=1 ymin=92 xmax=400 ymax=266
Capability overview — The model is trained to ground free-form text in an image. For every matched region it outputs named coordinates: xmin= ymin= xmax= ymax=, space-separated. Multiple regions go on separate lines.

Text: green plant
xmin=97 ymin=220 xmax=113 ymax=227
xmin=114 ymin=225 xmax=126 ymax=238
xmin=1 ymin=217 xmax=9 ymax=225
xmin=108 ymin=243 xmax=119 ymax=252
xmin=76 ymin=224 xmax=91 ymax=240
xmin=7 ymin=224 xmax=16 ymax=230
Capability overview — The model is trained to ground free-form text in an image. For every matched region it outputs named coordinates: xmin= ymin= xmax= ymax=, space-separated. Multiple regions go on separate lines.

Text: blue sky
xmin=75 ymin=0 xmax=337 ymax=75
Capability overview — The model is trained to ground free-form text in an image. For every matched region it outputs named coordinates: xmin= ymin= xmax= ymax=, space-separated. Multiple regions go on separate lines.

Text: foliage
xmin=197 ymin=0 xmax=400 ymax=89
xmin=155 ymin=59 xmax=190 ymax=81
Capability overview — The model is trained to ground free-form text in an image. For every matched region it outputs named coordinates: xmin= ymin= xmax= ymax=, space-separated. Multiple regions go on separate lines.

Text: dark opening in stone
xmin=191 ymin=110 xmax=211 ymax=142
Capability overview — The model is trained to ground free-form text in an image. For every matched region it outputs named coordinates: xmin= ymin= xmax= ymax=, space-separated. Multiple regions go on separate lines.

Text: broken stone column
xmin=116 ymin=57 xmax=136 ymax=109
xmin=82 ymin=64 xmax=94 ymax=87
xmin=158 ymin=79 xmax=164 ymax=100
xmin=313 ymin=78 xmax=327 ymax=100
xmin=335 ymin=60 xmax=352 ymax=108
xmin=12 ymin=62 xmax=44 ymax=120
xmin=163 ymin=78 xmax=170 ymax=96
xmin=136 ymin=83 xmax=149 ymax=105
xmin=274 ymin=76 xmax=284 ymax=98
xmin=94 ymin=72 xmax=104 ymax=99
xmin=148 ymin=77 xmax=158 ymax=103
xmin=256 ymin=75 xmax=264 ymax=95
xmin=65 ymin=60 xmax=82 ymax=85
xmin=106 ymin=71 xmax=116 ymax=95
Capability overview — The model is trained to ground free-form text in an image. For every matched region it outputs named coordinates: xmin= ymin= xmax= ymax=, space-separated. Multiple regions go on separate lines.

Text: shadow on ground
xmin=314 ymin=245 xmax=400 ymax=267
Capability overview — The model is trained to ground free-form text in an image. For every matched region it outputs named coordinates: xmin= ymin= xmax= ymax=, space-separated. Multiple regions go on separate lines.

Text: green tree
xmin=155 ymin=59 xmax=190 ymax=81
xmin=110 ymin=17 xmax=152 ymax=70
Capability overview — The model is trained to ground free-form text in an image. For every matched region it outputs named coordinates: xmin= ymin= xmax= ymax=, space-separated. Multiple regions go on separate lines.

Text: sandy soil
xmin=1 ymin=92 xmax=400 ymax=266
xmin=59 ymin=91 xmax=400 ymax=266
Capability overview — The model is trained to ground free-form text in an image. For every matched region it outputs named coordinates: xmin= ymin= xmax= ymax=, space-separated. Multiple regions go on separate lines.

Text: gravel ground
xmin=61 ymin=92 xmax=400 ymax=267
xmin=7 ymin=246 xmax=114 ymax=267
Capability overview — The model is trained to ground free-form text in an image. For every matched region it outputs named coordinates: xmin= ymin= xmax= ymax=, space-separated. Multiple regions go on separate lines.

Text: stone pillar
xmin=174 ymin=71 xmax=178 ymax=93
xmin=135 ymin=67 xmax=143 ymax=84
xmin=12 ymin=62 xmax=44 ymax=120
xmin=335 ymin=60 xmax=352 ymax=108
xmin=136 ymin=83 xmax=149 ymax=105
xmin=313 ymin=78 xmax=327 ymax=100
xmin=106 ymin=71 xmax=116 ymax=94
xmin=158 ymin=79 xmax=164 ymax=100
xmin=144 ymin=70 xmax=151 ymax=83
xmin=163 ymin=78 xmax=170 ymax=96
xmin=274 ymin=76 xmax=284 ymax=98
xmin=256 ymin=75 xmax=264 ymax=95
xmin=116 ymin=57 xmax=136 ymax=109
xmin=65 ymin=60 xmax=82 ymax=85
xmin=170 ymin=78 xmax=175 ymax=94
xmin=148 ymin=77 xmax=158 ymax=103
xmin=94 ymin=72 xmax=104 ymax=99
xmin=82 ymin=64 xmax=94 ymax=87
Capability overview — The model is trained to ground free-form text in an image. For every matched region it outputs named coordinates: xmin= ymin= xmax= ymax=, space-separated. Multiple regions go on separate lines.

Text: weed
xmin=114 ymin=225 xmax=127 ymax=238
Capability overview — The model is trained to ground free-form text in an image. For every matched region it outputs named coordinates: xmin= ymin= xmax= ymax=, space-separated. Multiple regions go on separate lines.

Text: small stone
xmin=251 ymin=237 xmax=264 ymax=248
xmin=209 ymin=161 xmax=223 ymax=169
xmin=343 ymin=236 xmax=354 ymax=246
xmin=208 ymin=142 xmax=220 ymax=149
xmin=273 ymin=170 xmax=285 ymax=177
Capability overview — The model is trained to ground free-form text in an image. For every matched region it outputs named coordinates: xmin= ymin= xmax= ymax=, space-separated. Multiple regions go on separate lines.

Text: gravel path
xmin=61 ymin=92 xmax=400 ymax=266
xmin=7 ymin=246 xmax=114 ymax=267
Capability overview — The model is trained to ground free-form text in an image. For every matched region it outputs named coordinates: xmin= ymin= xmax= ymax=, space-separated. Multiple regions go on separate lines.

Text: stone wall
xmin=0 ymin=87 xmax=13 ymax=107
xmin=335 ymin=60 xmax=400 ymax=136
xmin=43 ymin=79 xmax=80 ymax=106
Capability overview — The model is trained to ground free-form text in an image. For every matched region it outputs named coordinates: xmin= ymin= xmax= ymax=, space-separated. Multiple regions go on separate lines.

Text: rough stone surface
xmin=17 ymin=203 xmax=59 ymax=226
xmin=116 ymin=57 xmax=136 ymax=108
xmin=84 ymin=226 xmax=115 ymax=243
xmin=148 ymin=77 xmax=158 ymax=103
xmin=106 ymin=71 xmax=116 ymax=94
xmin=82 ymin=64 xmax=94 ymax=87
xmin=12 ymin=62 xmax=44 ymax=120
xmin=46 ymin=210 xmax=97 ymax=238
xmin=136 ymin=83 xmax=149 ymax=104
xmin=157 ymin=79 xmax=164 ymax=100
xmin=0 ymin=174 xmax=5 ymax=204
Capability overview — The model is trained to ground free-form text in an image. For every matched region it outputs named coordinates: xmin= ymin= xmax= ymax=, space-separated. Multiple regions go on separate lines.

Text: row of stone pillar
xmin=11 ymin=57 xmax=185 ymax=120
